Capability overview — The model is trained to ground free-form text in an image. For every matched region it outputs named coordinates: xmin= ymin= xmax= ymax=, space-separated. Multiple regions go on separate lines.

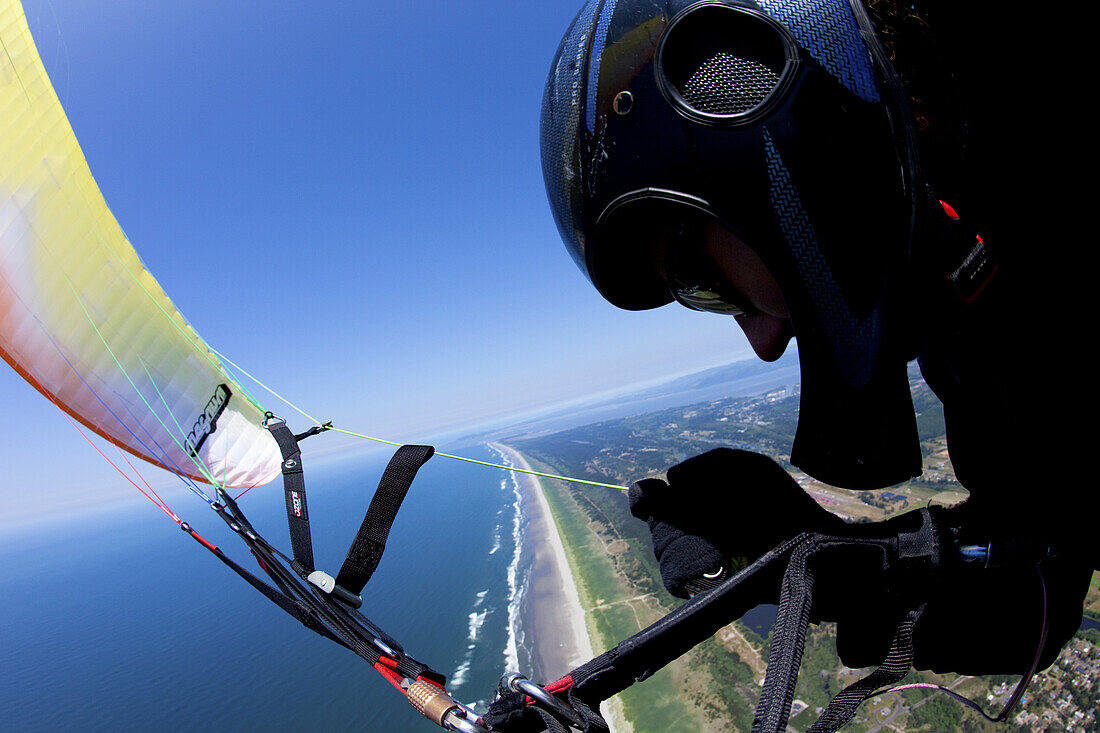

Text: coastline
xmin=490 ymin=442 xmax=594 ymax=679
xmin=489 ymin=443 xmax=630 ymax=733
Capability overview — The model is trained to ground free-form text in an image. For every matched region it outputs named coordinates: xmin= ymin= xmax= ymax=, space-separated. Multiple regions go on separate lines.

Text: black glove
xmin=631 ymin=450 xmax=1094 ymax=676
xmin=628 ymin=448 xmax=844 ymax=598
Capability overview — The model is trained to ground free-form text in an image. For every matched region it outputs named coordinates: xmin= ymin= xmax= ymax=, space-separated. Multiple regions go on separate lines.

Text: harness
xmin=484 ymin=508 xmax=1052 ymax=733
xmin=181 ymin=415 xmax=485 ymax=732
xmin=176 ymin=403 xmax=1054 ymax=733
xmin=175 ymin=196 xmax=1037 ymax=731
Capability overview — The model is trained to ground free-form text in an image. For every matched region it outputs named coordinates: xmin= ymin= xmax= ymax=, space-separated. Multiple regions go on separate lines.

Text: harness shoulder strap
xmin=336 ymin=444 xmax=435 ymax=595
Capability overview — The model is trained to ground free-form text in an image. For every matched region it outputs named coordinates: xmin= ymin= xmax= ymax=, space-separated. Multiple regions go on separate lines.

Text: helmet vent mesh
xmin=680 ymin=52 xmax=782 ymax=115
xmin=660 ymin=5 xmax=791 ymax=122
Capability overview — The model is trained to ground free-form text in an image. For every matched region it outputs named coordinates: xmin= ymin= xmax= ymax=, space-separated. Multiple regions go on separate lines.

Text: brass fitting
xmin=406 ymin=679 xmax=459 ymax=727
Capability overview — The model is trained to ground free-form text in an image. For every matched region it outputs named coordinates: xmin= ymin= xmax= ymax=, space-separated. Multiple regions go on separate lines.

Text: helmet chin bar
xmin=790 ymin=332 xmax=922 ymax=489
xmin=591 ymin=182 xmax=922 ymax=489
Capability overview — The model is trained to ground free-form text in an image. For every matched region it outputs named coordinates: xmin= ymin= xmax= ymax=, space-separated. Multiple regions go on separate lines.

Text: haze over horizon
xmin=1 ymin=349 xmax=801 ymax=532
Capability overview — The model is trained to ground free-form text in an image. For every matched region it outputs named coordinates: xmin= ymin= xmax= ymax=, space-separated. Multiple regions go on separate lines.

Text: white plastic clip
xmin=307 ymin=570 xmax=336 ymax=593
xmin=307 ymin=570 xmax=362 ymax=608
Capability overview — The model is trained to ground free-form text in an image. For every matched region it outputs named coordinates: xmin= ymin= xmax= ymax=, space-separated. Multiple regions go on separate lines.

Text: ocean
xmin=0 ymin=444 xmax=533 ymax=732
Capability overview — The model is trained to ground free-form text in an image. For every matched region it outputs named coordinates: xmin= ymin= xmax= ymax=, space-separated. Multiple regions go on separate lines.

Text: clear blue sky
xmin=4 ymin=0 xmax=761 ymax=521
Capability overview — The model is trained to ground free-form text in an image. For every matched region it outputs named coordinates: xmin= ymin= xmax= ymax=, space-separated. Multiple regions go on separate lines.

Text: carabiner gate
xmin=504 ymin=672 xmax=584 ymax=729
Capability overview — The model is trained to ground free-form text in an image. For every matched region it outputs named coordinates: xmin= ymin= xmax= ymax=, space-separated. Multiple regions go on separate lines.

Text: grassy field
xmin=527 ymin=453 xmax=758 ymax=732
xmin=1086 ymin=572 xmax=1100 ymax=621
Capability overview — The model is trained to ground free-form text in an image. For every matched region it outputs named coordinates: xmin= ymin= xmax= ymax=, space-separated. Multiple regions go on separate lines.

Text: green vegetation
xmin=1085 ymin=573 xmax=1100 ymax=622
xmin=908 ymin=693 xmax=963 ymax=730
xmin=509 ymin=366 xmax=1098 ymax=731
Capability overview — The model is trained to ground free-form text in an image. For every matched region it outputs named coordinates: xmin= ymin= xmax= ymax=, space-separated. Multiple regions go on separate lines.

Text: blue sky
xmin=3 ymin=1 xmax=762 ymax=521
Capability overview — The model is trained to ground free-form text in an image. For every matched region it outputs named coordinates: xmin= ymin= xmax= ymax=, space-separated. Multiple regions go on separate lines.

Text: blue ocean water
xmin=0 ymin=444 xmax=531 ymax=732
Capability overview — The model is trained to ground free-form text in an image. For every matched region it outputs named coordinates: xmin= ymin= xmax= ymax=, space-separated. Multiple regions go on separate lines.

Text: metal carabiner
xmin=503 ymin=673 xmax=584 ymax=729
xmin=407 ymin=680 xmax=490 ymax=733
xmin=443 ymin=707 xmax=489 ymax=733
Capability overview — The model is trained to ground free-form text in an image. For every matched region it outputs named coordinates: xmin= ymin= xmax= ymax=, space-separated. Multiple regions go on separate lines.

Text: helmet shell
xmin=541 ymin=0 xmax=924 ymax=488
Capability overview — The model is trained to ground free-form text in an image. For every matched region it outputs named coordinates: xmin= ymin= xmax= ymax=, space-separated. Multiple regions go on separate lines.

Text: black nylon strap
xmin=806 ymin=605 xmax=923 ymax=733
xmin=532 ymin=707 xmax=572 ymax=733
xmin=184 ymin=525 xmax=347 ymax=649
xmin=268 ymin=421 xmax=315 ymax=573
xmin=484 ymin=686 xmax=574 ymax=733
xmin=499 ymin=513 xmax=954 ymax=733
xmin=547 ymin=535 xmax=808 ymax=733
xmin=552 ymin=533 xmax=894 ymax=733
xmin=752 ymin=537 xmax=817 ymax=733
xmin=335 ymin=444 xmax=435 ymax=594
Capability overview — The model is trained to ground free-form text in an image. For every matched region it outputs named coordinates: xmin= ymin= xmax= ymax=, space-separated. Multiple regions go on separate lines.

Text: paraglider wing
xmin=0 ymin=0 xmax=279 ymax=489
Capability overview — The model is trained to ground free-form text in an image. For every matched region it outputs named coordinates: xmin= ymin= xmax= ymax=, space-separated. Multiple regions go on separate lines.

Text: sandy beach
xmin=491 ymin=442 xmax=594 ymax=680
xmin=490 ymin=443 xmax=630 ymax=733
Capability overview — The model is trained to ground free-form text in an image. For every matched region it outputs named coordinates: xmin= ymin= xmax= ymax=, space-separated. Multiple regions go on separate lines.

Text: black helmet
xmin=540 ymin=0 xmax=925 ymax=489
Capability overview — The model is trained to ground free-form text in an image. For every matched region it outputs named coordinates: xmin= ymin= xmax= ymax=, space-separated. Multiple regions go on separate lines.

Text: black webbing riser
xmin=555 ymin=532 xmax=912 ymax=733
xmin=207 ymin=499 xmax=374 ymax=653
xmin=198 ymin=429 xmax=447 ymax=688
xmin=752 ymin=537 xmax=818 ymax=733
xmin=205 ymin=497 xmax=445 ymax=686
xmin=552 ymin=535 xmax=810 ymax=731
xmin=183 ymin=523 xmax=347 ymax=648
xmin=806 ymin=606 xmax=922 ymax=733
xmin=336 ymin=444 xmax=436 ymax=594
xmin=267 ymin=420 xmax=316 ymax=574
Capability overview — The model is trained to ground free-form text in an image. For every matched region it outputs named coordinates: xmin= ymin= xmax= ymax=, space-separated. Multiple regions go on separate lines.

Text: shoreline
xmin=490 ymin=442 xmax=594 ymax=679
xmin=490 ymin=443 xmax=630 ymax=733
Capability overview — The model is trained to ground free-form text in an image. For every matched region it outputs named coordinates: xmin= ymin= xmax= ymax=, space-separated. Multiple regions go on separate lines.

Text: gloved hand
xmin=629 ymin=450 xmax=1094 ymax=676
xmin=628 ymin=448 xmax=845 ymax=598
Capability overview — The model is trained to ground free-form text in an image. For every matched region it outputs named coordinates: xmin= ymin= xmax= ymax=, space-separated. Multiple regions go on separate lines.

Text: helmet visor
xmin=670 ymin=282 xmax=748 ymax=317
xmin=668 ymin=275 xmax=748 ymax=317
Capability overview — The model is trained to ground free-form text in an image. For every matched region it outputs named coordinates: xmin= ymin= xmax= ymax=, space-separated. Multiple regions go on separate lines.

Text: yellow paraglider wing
xmin=0 ymin=0 xmax=280 ymax=489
